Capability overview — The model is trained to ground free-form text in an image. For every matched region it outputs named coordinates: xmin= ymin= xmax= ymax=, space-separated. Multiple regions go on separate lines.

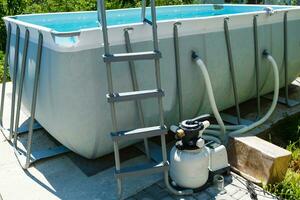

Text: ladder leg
xmin=113 ymin=141 xmax=123 ymax=199
xmin=13 ymin=29 xmax=30 ymax=148
xmin=9 ymin=26 xmax=21 ymax=140
xmin=0 ymin=23 xmax=11 ymax=127
xmin=25 ymin=32 xmax=43 ymax=169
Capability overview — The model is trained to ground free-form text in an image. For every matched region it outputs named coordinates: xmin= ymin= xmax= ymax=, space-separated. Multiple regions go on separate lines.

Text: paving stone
xmin=172 ymin=195 xmax=196 ymax=200
xmin=156 ymin=179 xmax=166 ymax=189
xmin=239 ymin=194 xmax=252 ymax=200
xmin=133 ymin=191 xmax=155 ymax=200
xmin=224 ymin=184 xmax=239 ymax=196
xmin=144 ymin=184 xmax=164 ymax=195
xmin=128 ymin=173 xmax=278 ymax=200
xmin=151 ymin=190 xmax=171 ymax=199
xmin=193 ymin=191 xmax=211 ymax=200
xmin=215 ymin=194 xmax=236 ymax=200
xmin=231 ymin=189 xmax=248 ymax=200
xmin=160 ymin=196 xmax=175 ymax=200
xmin=205 ymin=186 xmax=219 ymax=198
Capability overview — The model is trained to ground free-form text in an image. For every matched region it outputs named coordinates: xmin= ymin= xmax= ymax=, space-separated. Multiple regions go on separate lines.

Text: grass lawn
xmin=263 ymin=115 xmax=300 ymax=200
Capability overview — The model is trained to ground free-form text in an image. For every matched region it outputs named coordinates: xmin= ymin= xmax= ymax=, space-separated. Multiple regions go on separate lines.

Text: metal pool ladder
xmin=97 ymin=0 xmax=170 ymax=198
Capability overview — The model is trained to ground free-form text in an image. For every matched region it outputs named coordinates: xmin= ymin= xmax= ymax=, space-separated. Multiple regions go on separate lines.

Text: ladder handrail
xmin=141 ymin=0 xmax=146 ymax=22
xmin=98 ymin=0 xmax=159 ymax=54
xmin=97 ymin=0 xmax=110 ymax=55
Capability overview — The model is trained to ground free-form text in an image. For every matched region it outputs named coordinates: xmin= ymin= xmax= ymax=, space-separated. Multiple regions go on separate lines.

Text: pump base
xmin=169 ymin=166 xmax=231 ymax=193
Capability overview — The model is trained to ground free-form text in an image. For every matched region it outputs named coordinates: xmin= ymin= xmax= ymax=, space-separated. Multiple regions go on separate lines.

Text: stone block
xmin=227 ymin=136 xmax=291 ymax=184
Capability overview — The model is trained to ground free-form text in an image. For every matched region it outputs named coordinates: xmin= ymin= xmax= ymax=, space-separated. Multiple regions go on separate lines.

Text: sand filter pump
xmin=169 ymin=115 xmax=230 ymax=190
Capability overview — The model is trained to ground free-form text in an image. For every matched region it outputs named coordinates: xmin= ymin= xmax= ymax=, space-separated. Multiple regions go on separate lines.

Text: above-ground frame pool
xmin=3 ymin=4 xmax=300 ymax=158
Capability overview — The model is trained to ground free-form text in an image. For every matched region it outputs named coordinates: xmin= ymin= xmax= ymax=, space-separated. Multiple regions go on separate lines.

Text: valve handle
xmin=170 ymin=125 xmax=179 ymax=133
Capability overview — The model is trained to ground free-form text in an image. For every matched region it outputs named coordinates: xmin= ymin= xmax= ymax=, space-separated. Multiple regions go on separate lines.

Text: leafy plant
xmin=264 ymin=116 xmax=300 ymax=200
xmin=264 ymin=169 xmax=300 ymax=200
xmin=0 ymin=50 xmax=9 ymax=82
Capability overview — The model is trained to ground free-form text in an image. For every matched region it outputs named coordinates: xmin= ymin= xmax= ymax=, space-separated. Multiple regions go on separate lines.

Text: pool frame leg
xmin=8 ymin=25 xmax=20 ymax=141
xmin=0 ymin=24 xmax=42 ymax=141
xmin=173 ymin=22 xmax=183 ymax=122
xmin=253 ymin=15 xmax=261 ymax=119
xmin=13 ymin=29 xmax=30 ymax=148
xmin=221 ymin=18 xmax=253 ymax=125
xmin=124 ymin=27 xmax=150 ymax=161
xmin=263 ymin=12 xmax=300 ymax=107
xmin=12 ymin=31 xmax=69 ymax=169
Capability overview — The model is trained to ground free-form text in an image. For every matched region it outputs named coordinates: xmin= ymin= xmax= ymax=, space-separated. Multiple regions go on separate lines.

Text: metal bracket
xmin=0 ymin=120 xmax=42 ymax=140
xmin=14 ymin=145 xmax=69 ymax=169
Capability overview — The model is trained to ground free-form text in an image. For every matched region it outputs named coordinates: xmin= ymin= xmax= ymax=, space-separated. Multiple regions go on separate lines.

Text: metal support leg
xmin=263 ymin=12 xmax=300 ymax=107
xmin=9 ymin=26 xmax=20 ymax=140
xmin=24 ymin=32 xmax=43 ymax=169
xmin=284 ymin=12 xmax=290 ymax=106
xmin=253 ymin=15 xmax=261 ymax=119
xmin=223 ymin=18 xmax=241 ymax=125
xmin=13 ymin=29 xmax=30 ymax=148
xmin=283 ymin=12 xmax=300 ymax=107
xmin=173 ymin=22 xmax=183 ymax=121
xmin=124 ymin=28 xmax=150 ymax=160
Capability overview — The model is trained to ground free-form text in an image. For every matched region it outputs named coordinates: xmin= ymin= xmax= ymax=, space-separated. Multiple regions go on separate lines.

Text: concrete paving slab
xmin=2 ymin=75 xmax=300 ymax=200
xmin=0 ymin=82 xmax=162 ymax=200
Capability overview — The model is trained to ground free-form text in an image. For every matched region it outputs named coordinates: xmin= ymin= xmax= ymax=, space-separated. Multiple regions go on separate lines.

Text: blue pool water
xmin=14 ymin=5 xmax=288 ymax=32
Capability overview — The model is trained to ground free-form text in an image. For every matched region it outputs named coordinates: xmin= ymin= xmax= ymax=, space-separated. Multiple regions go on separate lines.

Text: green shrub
xmin=264 ymin=138 xmax=300 ymax=200
xmin=0 ymin=51 xmax=9 ymax=82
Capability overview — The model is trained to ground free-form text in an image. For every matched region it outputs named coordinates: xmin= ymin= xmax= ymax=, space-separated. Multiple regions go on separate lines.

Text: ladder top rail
xmin=97 ymin=0 xmax=159 ymax=55
xmin=97 ymin=0 xmax=110 ymax=55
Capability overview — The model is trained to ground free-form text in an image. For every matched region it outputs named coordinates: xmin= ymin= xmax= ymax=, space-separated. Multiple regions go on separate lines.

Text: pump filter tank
xmin=169 ymin=116 xmax=211 ymax=188
xmin=170 ymin=139 xmax=210 ymax=188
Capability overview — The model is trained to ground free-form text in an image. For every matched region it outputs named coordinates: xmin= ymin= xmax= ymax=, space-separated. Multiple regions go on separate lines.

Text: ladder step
xmin=103 ymin=51 xmax=161 ymax=63
xmin=111 ymin=125 xmax=167 ymax=142
xmin=107 ymin=89 xmax=164 ymax=103
xmin=115 ymin=161 xmax=169 ymax=178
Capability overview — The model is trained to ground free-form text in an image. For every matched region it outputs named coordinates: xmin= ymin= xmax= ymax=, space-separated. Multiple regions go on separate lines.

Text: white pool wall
xmin=3 ymin=5 xmax=300 ymax=158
